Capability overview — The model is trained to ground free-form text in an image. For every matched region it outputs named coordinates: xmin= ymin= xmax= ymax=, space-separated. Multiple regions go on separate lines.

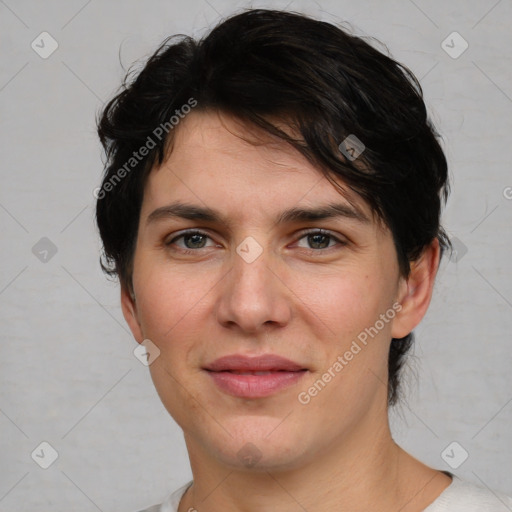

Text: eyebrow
xmin=146 ymin=200 xmax=370 ymax=227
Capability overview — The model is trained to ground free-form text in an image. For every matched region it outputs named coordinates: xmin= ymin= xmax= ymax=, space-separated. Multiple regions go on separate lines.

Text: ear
xmin=120 ymin=283 xmax=144 ymax=343
xmin=391 ymin=238 xmax=440 ymax=339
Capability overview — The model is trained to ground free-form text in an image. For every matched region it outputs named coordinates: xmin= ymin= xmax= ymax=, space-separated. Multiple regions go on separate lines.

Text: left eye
xmin=167 ymin=229 xmax=344 ymax=252
xmin=295 ymin=230 xmax=341 ymax=250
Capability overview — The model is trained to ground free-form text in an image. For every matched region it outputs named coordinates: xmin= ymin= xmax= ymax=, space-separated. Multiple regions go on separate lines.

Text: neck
xmin=178 ymin=403 xmax=450 ymax=512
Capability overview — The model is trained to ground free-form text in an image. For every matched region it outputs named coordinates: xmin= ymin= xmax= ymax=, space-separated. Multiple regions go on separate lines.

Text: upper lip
xmin=204 ymin=354 xmax=306 ymax=372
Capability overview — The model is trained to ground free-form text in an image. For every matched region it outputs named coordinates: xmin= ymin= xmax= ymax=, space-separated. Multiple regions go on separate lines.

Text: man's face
xmin=123 ymin=111 xmax=407 ymax=471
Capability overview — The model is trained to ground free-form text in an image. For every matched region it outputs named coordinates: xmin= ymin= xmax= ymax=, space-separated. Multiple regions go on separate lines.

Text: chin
xmin=214 ymin=442 xmax=308 ymax=473
xmin=202 ymin=417 xmax=313 ymax=472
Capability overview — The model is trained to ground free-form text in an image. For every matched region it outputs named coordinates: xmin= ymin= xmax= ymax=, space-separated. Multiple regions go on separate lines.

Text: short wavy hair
xmin=96 ymin=9 xmax=450 ymax=406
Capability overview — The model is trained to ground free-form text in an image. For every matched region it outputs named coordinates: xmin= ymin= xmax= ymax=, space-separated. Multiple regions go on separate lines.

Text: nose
xmin=215 ymin=239 xmax=292 ymax=335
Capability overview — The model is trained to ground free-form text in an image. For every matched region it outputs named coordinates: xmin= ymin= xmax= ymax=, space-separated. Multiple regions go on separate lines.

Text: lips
xmin=204 ymin=354 xmax=306 ymax=372
xmin=204 ymin=354 xmax=308 ymax=398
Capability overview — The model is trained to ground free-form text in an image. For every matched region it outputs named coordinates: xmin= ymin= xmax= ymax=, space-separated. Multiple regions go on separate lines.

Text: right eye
xmin=166 ymin=230 xmax=218 ymax=253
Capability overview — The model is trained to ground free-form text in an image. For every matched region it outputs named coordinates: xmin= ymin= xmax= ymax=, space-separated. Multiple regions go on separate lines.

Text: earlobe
xmin=120 ymin=283 xmax=144 ymax=343
xmin=391 ymin=239 xmax=441 ymax=339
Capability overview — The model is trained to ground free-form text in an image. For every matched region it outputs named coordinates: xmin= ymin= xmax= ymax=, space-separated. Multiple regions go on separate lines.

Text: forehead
xmin=143 ymin=110 xmax=375 ymax=224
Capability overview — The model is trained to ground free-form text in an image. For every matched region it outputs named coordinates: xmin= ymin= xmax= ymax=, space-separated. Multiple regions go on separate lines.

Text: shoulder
xmin=135 ymin=478 xmax=512 ymax=512
xmin=136 ymin=481 xmax=193 ymax=512
xmin=424 ymin=476 xmax=512 ymax=512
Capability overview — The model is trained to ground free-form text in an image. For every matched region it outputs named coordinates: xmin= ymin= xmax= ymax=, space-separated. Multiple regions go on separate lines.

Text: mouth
xmin=216 ymin=370 xmax=296 ymax=375
xmin=203 ymin=354 xmax=308 ymax=398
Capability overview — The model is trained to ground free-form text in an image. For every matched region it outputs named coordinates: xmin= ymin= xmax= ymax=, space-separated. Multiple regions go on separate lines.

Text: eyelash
xmin=166 ymin=229 xmax=347 ymax=256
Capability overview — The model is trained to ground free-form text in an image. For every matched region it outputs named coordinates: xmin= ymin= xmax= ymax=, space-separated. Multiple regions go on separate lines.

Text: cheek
xmin=300 ymin=268 xmax=391 ymax=343
xmin=133 ymin=263 xmax=212 ymax=425
xmin=133 ymin=257 xmax=212 ymax=342
xmin=302 ymin=270 xmax=395 ymax=392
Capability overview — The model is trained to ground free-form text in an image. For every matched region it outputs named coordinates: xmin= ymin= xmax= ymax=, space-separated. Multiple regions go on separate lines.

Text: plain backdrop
xmin=1 ymin=0 xmax=511 ymax=510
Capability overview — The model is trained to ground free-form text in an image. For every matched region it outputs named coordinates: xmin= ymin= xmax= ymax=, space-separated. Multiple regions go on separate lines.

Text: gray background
xmin=1 ymin=0 xmax=511 ymax=510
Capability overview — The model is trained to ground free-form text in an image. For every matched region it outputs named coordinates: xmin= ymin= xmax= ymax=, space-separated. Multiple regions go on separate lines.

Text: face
xmin=122 ymin=110 xmax=423 ymax=472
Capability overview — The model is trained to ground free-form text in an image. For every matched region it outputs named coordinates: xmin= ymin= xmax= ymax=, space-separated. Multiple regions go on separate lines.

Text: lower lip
xmin=206 ymin=370 xmax=307 ymax=398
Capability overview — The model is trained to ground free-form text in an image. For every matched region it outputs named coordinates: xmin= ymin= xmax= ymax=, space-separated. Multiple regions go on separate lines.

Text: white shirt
xmin=138 ymin=476 xmax=512 ymax=512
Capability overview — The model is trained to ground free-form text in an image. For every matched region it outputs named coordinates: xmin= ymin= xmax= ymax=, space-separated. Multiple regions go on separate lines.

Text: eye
xmin=294 ymin=229 xmax=346 ymax=252
xmin=166 ymin=230 xmax=217 ymax=253
xmin=165 ymin=228 xmax=346 ymax=255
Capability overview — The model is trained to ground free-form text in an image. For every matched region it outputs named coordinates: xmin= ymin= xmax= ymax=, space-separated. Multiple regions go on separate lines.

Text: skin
xmin=121 ymin=110 xmax=452 ymax=512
